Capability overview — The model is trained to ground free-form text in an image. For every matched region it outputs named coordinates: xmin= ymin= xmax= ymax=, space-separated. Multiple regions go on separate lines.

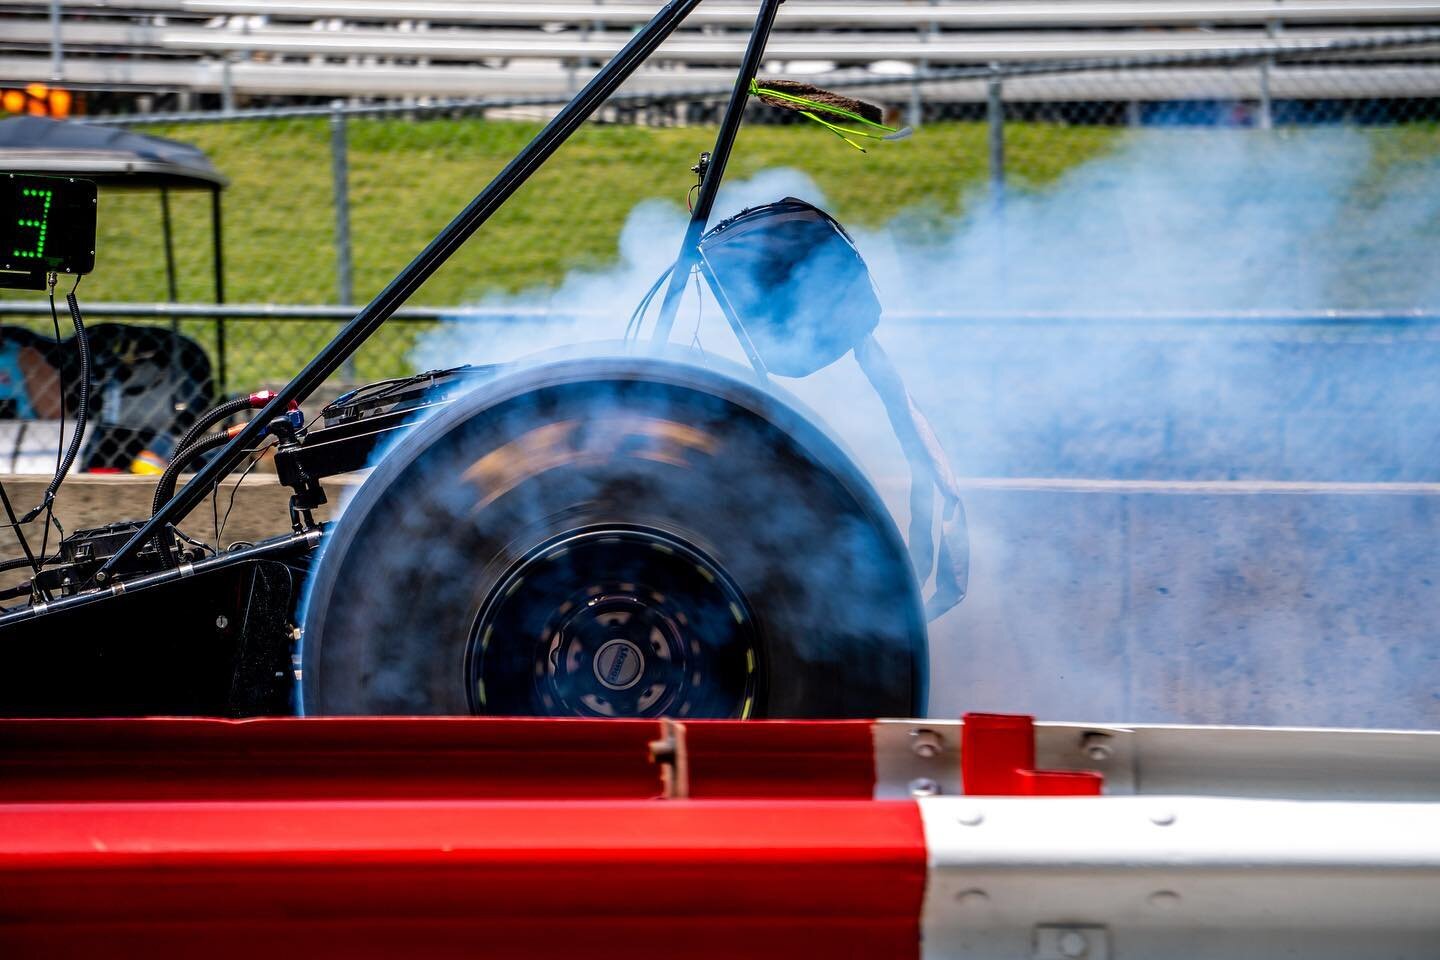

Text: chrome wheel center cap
xmin=593 ymin=638 xmax=644 ymax=691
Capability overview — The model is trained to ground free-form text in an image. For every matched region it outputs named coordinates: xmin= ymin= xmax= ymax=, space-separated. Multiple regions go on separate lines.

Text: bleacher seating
xmin=0 ymin=0 xmax=1437 ymax=104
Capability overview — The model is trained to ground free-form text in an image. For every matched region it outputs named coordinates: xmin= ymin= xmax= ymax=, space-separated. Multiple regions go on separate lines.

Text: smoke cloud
xmin=870 ymin=127 xmax=1439 ymax=315
xmin=392 ymin=127 xmax=1440 ymax=726
xmin=414 ymin=127 xmax=1440 ymax=486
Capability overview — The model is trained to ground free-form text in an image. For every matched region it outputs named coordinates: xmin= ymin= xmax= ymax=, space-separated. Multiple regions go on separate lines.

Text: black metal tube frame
xmin=99 ymin=0 xmax=784 ymax=581
xmin=0 ymin=527 xmax=322 ymax=627
xmin=650 ymin=0 xmax=784 ymax=343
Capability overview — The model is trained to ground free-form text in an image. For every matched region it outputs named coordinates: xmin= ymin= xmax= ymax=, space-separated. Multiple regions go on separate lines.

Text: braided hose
xmin=147 ymin=390 xmax=276 ymax=564
xmin=150 ymin=426 xmax=242 ymax=565
xmin=169 ymin=390 xmax=276 ymax=474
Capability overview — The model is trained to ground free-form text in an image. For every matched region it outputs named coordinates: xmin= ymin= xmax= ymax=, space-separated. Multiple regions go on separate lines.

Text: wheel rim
xmin=468 ymin=527 xmax=763 ymax=718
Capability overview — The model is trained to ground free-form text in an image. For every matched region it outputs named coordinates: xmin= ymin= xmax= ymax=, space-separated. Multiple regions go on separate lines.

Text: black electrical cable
xmin=172 ymin=528 xmax=216 ymax=557
xmin=22 ymin=278 xmax=88 ymax=589
xmin=688 ymin=265 xmax=706 ymax=359
xmin=53 ymin=281 xmax=89 ymax=493
xmin=0 ymin=579 xmax=32 ymax=602
xmin=0 ymin=550 xmax=76 ymax=576
xmin=151 ymin=428 xmax=239 ymax=566
xmin=625 ymin=266 xmax=673 ymax=342
xmin=28 ymin=278 xmax=64 ymax=584
xmin=323 ymin=377 xmax=413 ymax=417
xmin=0 ymin=481 xmax=41 ymax=583
xmin=24 ymin=280 xmax=89 ymax=525
xmin=150 ymin=393 xmax=272 ymax=561
xmin=153 ymin=431 xmax=233 ymax=515
xmin=38 ymin=279 xmax=65 ymax=566
xmin=0 ymin=277 xmax=79 ymax=604
xmin=217 ymin=438 xmax=275 ymax=550
xmin=0 ymin=555 xmax=41 ymax=575
xmin=320 ymin=368 xmax=477 ymax=423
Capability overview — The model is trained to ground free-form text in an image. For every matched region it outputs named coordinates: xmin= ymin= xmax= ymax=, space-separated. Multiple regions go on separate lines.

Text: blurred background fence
xmin=1 ymin=2 xmax=1439 ymax=470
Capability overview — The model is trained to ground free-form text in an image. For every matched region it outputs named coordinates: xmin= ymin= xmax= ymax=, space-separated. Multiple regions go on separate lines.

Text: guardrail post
xmin=330 ymin=101 xmax=357 ymax=384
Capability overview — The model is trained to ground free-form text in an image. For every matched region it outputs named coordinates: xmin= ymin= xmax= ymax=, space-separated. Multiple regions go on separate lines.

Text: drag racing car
xmin=0 ymin=0 xmax=966 ymax=721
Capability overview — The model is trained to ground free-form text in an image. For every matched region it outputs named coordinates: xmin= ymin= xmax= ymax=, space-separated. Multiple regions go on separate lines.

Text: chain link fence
xmin=1 ymin=32 xmax=1438 ymax=471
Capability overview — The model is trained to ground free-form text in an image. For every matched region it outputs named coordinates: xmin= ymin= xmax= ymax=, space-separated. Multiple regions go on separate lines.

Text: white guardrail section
xmin=918 ymin=796 xmax=1440 ymax=959
xmin=872 ymin=720 xmax=1440 ymax=801
xmin=870 ymin=721 xmax=1440 ymax=959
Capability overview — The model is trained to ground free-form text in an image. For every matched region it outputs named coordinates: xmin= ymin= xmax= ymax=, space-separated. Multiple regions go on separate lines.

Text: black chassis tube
xmin=97 ymin=0 xmax=715 ymax=582
xmin=0 ymin=528 xmax=322 ymax=628
xmin=651 ymin=0 xmax=784 ymax=345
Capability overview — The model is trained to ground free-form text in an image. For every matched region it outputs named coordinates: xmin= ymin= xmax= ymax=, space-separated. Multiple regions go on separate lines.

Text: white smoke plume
xmin=392 ymin=127 xmax=1440 ymax=727
xmin=413 ymin=127 xmax=1440 ymax=488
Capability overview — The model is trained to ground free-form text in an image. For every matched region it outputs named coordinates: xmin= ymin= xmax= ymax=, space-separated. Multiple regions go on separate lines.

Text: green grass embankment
xmin=9 ymin=120 xmax=1434 ymax=386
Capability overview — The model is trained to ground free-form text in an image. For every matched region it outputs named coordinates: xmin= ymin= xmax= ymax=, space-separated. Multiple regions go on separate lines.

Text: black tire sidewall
xmin=301 ymin=356 xmax=927 ymax=718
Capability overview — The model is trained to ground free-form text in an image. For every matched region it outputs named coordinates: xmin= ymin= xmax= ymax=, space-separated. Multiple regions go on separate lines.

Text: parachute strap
xmin=854 ymin=333 xmax=968 ymax=620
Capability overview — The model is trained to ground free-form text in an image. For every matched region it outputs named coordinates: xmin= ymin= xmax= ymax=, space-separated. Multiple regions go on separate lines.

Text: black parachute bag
xmin=698 ymin=197 xmax=880 ymax=378
xmin=698 ymin=197 xmax=969 ymax=621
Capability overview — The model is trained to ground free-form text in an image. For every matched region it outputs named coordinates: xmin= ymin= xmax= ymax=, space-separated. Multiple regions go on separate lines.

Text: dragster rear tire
xmin=300 ymin=355 xmax=927 ymax=718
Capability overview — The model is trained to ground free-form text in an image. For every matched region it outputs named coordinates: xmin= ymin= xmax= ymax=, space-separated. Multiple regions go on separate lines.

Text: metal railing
xmin=11 ymin=16 xmax=1440 ymax=62
xmin=3 ymin=299 xmax=1437 ymax=325
xmin=5 ymin=0 xmax=1439 ymax=24
xmin=4 ymin=0 xmax=1439 ymax=100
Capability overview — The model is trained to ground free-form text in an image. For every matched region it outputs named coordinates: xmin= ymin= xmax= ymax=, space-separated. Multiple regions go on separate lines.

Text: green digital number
xmin=13 ymin=187 xmax=52 ymax=261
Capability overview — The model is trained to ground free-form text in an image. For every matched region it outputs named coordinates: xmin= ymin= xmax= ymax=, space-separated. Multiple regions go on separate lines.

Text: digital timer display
xmin=1 ymin=174 xmax=97 ymax=285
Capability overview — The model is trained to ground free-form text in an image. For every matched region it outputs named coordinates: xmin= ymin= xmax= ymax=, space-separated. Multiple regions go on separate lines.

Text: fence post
xmin=909 ymin=0 xmax=938 ymax=128
xmin=211 ymin=188 xmax=227 ymax=396
xmin=1258 ymin=18 xmax=1279 ymax=129
xmin=48 ymin=0 xmax=63 ymax=80
xmin=986 ymin=64 xmax=1005 ymax=208
xmin=221 ymin=55 xmax=235 ymax=113
xmin=330 ymin=100 xmax=357 ymax=384
xmin=160 ymin=187 xmax=180 ymax=406
xmin=986 ymin=64 xmax=1008 ymax=296
xmin=909 ymin=68 xmax=924 ymax=129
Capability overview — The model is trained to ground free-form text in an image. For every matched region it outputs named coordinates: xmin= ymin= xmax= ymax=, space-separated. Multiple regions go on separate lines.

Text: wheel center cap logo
xmin=594 ymin=638 xmax=644 ymax=691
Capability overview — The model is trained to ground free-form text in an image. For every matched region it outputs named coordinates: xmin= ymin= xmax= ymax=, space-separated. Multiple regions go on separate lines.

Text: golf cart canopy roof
xmin=0 ymin=116 xmax=227 ymax=190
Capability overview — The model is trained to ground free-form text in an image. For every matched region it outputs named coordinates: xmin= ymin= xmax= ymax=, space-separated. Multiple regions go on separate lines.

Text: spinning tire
xmin=301 ymin=356 xmax=926 ymax=718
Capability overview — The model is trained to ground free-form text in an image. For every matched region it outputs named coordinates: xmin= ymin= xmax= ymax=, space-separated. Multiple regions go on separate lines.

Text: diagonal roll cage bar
xmin=651 ymin=0 xmax=784 ymax=343
xmin=98 ymin=0 xmax=784 ymax=581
